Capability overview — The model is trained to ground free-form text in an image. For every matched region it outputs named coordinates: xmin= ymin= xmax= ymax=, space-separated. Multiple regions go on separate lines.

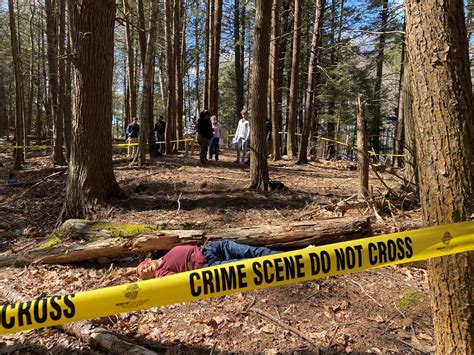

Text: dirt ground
xmin=0 ymin=142 xmax=433 ymax=354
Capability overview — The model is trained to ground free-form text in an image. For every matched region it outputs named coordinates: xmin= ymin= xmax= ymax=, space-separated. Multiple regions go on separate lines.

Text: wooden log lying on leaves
xmin=0 ymin=287 xmax=157 ymax=355
xmin=0 ymin=217 xmax=370 ymax=266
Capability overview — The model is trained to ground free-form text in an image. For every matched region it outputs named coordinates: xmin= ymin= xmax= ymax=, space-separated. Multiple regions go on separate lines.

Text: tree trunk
xmin=25 ymin=3 xmax=36 ymax=156
xmin=8 ymin=0 xmax=25 ymax=169
xmin=401 ymin=35 xmax=418 ymax=193
xmin=58 ymin=0 xmax=70 ymax=161
xmin=64 ymin=34 xmax=73 ymax=159
xmin=0 ymin=217 xmax=371 ymax=266
xmin=165 ymin=0 xmax=176 ymax=154
xmin=0 ymin=67 xmax=6 ymax=138
xmin=46 ymin=0 xmax=66 ymax=166
xmin=176 ymin=0 xmax=185 ymax=150
xmin=296 ymin=0 xmax=325 ymax=165
xmin=195 ymin=0 xmax=201 ymax=112
xmin=405 ymin=1 xmax=474 ymax=353
xmin=356 ymin=95 xmax=368 ymax=200
xmin=286 ymin=0 xmax=301 ymax=160
xmin=249 ymin=0 xmax=272 ymax=190
xmin=204 ymin=0 xmax=210 ymax=109
xmin=60 ymin=0 xmax=122 ymax=220
xmin=123 ymin=0 xmax=137 ymax=121
xmin=392 ymin=28 xmax=406 ymax=169
xmin=136 ymin=1 xmax=160 ymax=163
xmin=269 ymin=0 xmax=281 ymax=161
xmin=209 ymin=0 xmax=222 ymax=115
xmin=137 ymin=0 xmax=147 ymax=68
xmin=371 ymin=0 xmax=389 ymax=156
xmin=234 ymin=0 xmax=245 ymax=122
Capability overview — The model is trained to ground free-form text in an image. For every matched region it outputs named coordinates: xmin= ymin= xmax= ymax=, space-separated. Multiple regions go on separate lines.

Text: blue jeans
xmin=209 ymin=137 xmax=220 ymax=160
xmin=156 ymin=133 xmax=165 ymax=153
xmin=202 ymin=240 xmax=278 ymax=266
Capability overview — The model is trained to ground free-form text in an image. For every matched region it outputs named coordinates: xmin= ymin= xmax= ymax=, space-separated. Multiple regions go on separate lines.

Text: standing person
xmin=209 ymin=115 xmax=223 ymax=161
xmin=184 ymin=116 xmax=198 ymax=157
xmin=234 ymin=109 xmax=250 ymax=164
xmin=196 ymin=110 xmax=213 ymax=164
xmin=154 ymin=116 xmax=166 ymax=154
xmin=125 ymin=118 xmax=140 ymax=158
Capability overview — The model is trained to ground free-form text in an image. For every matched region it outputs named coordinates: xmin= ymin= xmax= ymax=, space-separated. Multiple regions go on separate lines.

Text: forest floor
xmin=0 ymin=141 xmax=434 ymax=354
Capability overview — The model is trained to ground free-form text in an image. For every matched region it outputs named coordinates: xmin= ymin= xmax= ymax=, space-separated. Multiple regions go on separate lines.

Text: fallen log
xmin=0 ymin=217 xmax=370 ymax=266
xmin=0 ymin=287 xmax=157 ymax=355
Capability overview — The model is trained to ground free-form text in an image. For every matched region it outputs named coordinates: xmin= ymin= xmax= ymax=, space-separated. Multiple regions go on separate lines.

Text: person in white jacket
xmin=234 ymin=109 xmax=250 ymax=164
xmin=209 ymin=115 xmax=223 ymax=161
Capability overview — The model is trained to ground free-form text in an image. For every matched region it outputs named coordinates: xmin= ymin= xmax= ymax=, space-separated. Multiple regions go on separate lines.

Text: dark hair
xmin=199 ymin=110 xmax=211 ymax=120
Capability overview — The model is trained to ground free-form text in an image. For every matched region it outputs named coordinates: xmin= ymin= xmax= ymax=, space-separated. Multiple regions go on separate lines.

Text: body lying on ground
xmin=136 ymin=240 xmax=278 ymax=279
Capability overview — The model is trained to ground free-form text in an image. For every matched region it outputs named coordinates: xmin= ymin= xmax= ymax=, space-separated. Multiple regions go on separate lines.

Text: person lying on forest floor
xmin=133 ymin=241 xmax=279 ymax=279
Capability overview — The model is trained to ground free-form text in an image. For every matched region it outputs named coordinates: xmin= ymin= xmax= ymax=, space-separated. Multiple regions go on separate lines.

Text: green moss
xmin=396 ymin=290 xmax=426 ymax=310
xmin=91 ymin=222 xmax=161 ymax=237
xmin=40 ymin=236 xmax=62 ymax=248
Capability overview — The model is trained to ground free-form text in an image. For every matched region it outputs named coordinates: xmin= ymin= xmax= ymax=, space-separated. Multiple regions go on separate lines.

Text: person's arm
xmin=245 ymin=121 xmax=250 ymax=141
xmin=234 ymin=121 xmax=241 ymax=138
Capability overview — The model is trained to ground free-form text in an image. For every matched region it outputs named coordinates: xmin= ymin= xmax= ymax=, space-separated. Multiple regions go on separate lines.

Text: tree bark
xmin=8 ymin=0 xmax=25 ymax=169
xmin=60 ymin=0 xmax=122 ymax=220
xmin=392 ymin=28 xmax=405 ymax=169
xmin=405 ymin=1 xmax=474 ymax=353
xmin=234 ymin=0 xmax=245 ymax=122
xmin=209 ymin=0 xmax=222 ymax=115
xmin=0 ymin=67 xmax=6 ymax=138
xmin=195 ymin=0 xmax=201 ymax=112
xmin=0 ymin=217 xmax=371 ymax=267
xmin=371 ymin=0 xmax=389 ymax=156
xmin=204 ymin=0 xmax=210 ymax=109
xmin=176 ymin=0 xmax=185 ymax=150
xmin=249 ymin=0 xmax=272 ymax=190
xmin=296 ymin=0 xmax=325 ymax=164
xmin=165 ymin=0 xmax=176 ymax=154
xmin=58 ymin=0 xmax=70 ymax=161
xmin=269 ymin=0 xmax=281 ymax=161
xmin=356 ymin=95 xmax=368 ymax=200
xmin=286 ymin=0 xmax=301 ymax=160
xmin=123 ymin=0 xmax=137 ymax=122
xmin=46 ymin=0 xmax=67 ymax=166
xmin=136 ymin=0 xmax=160 ymax=163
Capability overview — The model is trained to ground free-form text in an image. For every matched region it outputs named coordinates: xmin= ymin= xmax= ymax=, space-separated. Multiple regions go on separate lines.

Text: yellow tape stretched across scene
xmin=0 ymin=145 xmax=50 ymax=149
xmin=0 ymin=221 xmax=473 ymax=335
xmin=113 ymin=138 xmax=195 ymax=147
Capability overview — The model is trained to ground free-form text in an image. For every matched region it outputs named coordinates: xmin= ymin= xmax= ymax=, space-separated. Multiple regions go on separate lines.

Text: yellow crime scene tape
xmin=0 ymin=221 xmax=473 ymax=335
xmin=113 ymin=138 xmax=195 ymax=147
xmin=0 ymin=145 xmax=51 ymax=149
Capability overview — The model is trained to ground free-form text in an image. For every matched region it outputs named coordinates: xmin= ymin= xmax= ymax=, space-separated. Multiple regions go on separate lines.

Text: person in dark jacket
xmin=125 ymin=118 xmax=140 ymax=157
xmin=196 ymin=110 xmax=213 ymax=164
xmin=154 ymin=116 xmax=166 ymax=154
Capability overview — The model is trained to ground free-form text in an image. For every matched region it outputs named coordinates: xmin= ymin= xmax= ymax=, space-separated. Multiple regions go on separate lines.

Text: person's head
xmin=133 ymin=118 xmax=138 ymax=124
xmin=192 ymin=116 xmax=197 ymax=123
xmin=211 ymin=115 xmax=217 ymax=124
xmin=200 ymin=110 xmax=211 ymax=121
xmin=241 ymin=109 xmax=248 ymax=119
xmin=159 ymin=115 xmax=164 ymax=122
xmin=137 ymin=258 xmax=159 ymax=279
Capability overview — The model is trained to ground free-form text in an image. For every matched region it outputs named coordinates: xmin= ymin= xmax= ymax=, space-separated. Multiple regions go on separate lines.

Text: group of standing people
xmin=125 ymin=108 xmax=262 ymax=165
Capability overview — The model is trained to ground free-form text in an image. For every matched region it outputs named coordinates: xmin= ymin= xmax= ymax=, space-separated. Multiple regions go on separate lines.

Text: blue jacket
xmin=126 ymin=123 xmax=140 ymax=138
